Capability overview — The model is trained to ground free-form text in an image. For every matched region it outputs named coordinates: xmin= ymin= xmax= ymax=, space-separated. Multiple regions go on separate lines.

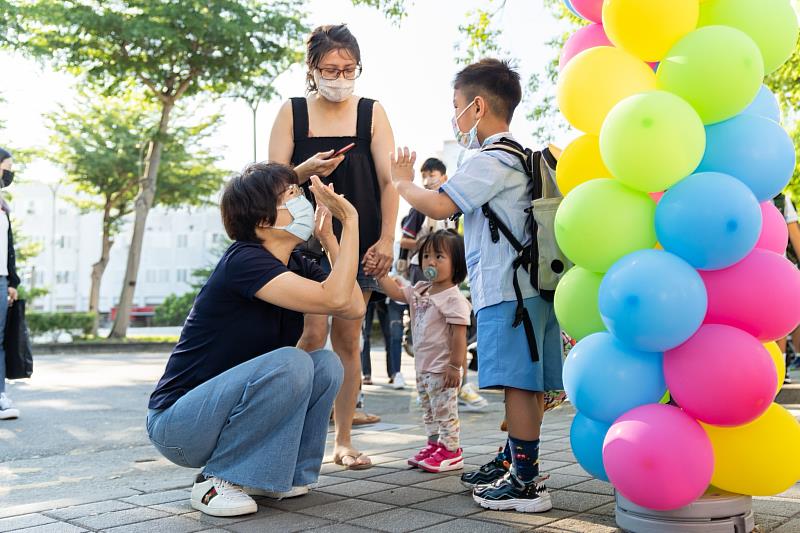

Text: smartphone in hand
xmin=331 ymin=142 xmax=355 ymax=158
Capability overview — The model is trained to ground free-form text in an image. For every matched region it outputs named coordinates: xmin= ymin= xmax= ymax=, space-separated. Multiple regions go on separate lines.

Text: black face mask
xmin=1 ymin=170 xmax=13 ymax=188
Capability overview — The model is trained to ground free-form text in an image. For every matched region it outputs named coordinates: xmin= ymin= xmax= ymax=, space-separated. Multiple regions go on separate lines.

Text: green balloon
xmin=600 ymin=90 xmax=706 ymax=193
xmin=699 ymin=0 xmax=798 ymax=74
xmin=660 ymin=390 xmax=672 ymax=404
xmin=657 ymin=26 xmax=764 ymax=124
xmin=554 ymin=266 xmax=606 ymax=341
xmin=554 ymin=179 xmax=657 ymax=273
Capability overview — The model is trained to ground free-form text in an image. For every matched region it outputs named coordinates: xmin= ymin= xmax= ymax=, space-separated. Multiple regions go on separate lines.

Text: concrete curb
xmin=32 ymin=342 xmax=175 ymax=355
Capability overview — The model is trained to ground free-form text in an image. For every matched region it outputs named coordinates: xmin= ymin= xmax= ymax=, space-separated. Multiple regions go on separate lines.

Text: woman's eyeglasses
xmin=317 ymin=66 xmax=362 ymax=81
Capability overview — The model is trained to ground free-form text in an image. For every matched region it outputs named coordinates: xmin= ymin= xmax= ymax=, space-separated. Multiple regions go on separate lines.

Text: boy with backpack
xmin=390 ymin=58 xmax=564 ymax=513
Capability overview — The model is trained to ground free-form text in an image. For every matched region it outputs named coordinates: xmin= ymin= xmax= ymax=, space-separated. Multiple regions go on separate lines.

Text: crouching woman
xmin=146 ymin=163 xmax=365 ymax=517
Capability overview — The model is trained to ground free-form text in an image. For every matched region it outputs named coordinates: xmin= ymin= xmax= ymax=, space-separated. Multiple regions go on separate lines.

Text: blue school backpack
xmin=480 ymin=137 xmax=572 ymax=361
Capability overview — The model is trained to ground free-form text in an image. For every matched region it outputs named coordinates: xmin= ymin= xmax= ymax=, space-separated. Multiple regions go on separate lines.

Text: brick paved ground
xmin=1 ymin=351 xmax=799 ymax=532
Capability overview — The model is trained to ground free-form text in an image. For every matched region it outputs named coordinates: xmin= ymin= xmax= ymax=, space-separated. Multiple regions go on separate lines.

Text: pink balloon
xmin=560 ymin=24 xmax=612 ymax=70
xmin=649 ymin=191 xmax=664 ymax=204
xmin=665 ymin=324 xmax=775 ymax=426
xmin=603 ymin=404 xmax=713 ymax=511
xmin=571 ymin=0 xmax=603 ymax=23
xmin=755 ymin=201 xmax=788 ymax=254
xmin=701 ymin=249 xmax=800 ymax=341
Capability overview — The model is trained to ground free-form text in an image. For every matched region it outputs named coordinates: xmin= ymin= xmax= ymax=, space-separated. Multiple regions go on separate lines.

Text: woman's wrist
xmin=447 ymin=363 xmax=461 ymax=371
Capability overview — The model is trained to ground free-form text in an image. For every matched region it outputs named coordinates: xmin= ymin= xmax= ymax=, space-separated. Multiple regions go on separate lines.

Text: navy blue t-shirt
xmin=148 ymin=241 xmax=327 ymax=410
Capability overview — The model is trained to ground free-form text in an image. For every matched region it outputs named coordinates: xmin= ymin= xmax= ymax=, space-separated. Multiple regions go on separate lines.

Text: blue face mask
xmin=275 ymin=195 xmax=314 ymax=242
xmin=452 ymin=99 xmax=481 ymax=150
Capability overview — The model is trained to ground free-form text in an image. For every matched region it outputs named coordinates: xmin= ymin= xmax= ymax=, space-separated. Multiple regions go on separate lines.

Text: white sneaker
xmin=191 ymin=474 xmax=258 ymax=517
xmin=458 ymin=383 xmax=489 ymax=411
xmin=0 ymin=393 xmax=19 ymax=420
xmin=245 ymin=485 xmax=310 ymax=500
xmin=392 ymin=373 xmax=406 ymax=389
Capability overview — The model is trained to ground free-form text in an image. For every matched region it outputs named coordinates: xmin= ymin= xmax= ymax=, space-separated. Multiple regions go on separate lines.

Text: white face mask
xmin=274 ymin=195 xmax=314 ymax=242
xmin=314 ymin=71 xmax=355 ymax=103
xmin=452 ymin=100 xmax=481 ymax=150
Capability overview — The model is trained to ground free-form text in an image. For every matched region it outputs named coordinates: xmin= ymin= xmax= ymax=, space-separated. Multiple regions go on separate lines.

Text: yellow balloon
xmin=557 ymin=46 xmax=658 ymax=135
xmin=702 ymin=404 xmax=800 ymax=496
xmin=603 ymin=0 xmax=700 ymax=62
xmin=764 ymin=341 xmax=785 ymax=397
xmin=556 ymin=135 xmax=612 ymax=195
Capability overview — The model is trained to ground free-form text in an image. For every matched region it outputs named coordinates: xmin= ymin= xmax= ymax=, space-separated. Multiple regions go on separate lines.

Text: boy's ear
xmin=474 ymin=95 xmax=487 ymax=118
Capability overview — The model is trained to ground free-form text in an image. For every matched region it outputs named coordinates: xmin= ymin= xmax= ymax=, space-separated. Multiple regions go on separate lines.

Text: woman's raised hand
xmin=309 ymin=175 xmax=357 ymax=223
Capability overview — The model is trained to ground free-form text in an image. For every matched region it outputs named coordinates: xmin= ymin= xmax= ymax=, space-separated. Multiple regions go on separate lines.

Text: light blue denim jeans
xmin=146 ymin=347 xmax=343 ymax=492
xmin=0 ymin=276 xmax=9 ymax=395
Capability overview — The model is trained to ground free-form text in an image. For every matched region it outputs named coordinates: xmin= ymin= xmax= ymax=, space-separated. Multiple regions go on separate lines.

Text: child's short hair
xmin=453 ymin=58 xmax=521 ymax=123
xmin=418 ymin=229 xmax=467 ymax=285
xmin=421 ymin=157 xmax=446 ymax=175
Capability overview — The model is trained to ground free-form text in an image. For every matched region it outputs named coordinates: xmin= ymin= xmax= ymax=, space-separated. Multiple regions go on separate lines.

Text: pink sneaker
xmin=418 ymin=446 xmax=463 ymax=473
xmin=408 ymin=442 xmax=439 ymax=467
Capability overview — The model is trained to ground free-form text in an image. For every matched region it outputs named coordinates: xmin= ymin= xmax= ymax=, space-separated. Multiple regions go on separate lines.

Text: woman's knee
xmin=310 ymin=349 xmax=344 ymax=389
xmin=258 ymin=347 xmax=315 ymax=391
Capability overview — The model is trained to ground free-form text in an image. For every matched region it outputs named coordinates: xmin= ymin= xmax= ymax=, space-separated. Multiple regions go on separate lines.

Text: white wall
xmin=11 ymin=181 xmax=225 ymax=313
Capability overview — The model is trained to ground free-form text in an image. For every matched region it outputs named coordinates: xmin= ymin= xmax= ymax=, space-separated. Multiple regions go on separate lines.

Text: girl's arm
xmin=376 ymin=275 xmax=408 ymax=304
xmin=444 ymin=324 xmax=467 ymax=388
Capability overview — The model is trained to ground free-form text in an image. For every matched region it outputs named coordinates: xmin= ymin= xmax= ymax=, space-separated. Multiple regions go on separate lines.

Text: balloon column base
xmin=615 ymin=488 xmax=754 ymax=533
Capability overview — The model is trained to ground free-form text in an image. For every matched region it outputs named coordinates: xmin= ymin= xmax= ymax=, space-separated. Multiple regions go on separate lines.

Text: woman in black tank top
xmin=268 ymin=24 xmax=398 ymax=471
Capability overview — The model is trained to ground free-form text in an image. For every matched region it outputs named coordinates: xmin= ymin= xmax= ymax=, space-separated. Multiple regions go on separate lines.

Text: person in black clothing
xmin=146 ymin=163 xmax=364 ymax=517
xmin=269 ymin=24 xmax=398 ymax=469
xmin=0 ymin=147 xmax=21 ymax=421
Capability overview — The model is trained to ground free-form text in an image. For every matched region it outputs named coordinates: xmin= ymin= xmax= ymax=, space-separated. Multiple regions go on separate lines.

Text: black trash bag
xmin=4 ymin=299 xmax=32 ymax=379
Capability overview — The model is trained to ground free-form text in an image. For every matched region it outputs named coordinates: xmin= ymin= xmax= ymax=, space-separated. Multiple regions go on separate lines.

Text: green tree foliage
xmin=5 ymin=0 xmax=307 ymax=337
xmin=350 ymin=0 xmax=409 ymax=23
xmin=44 ymin=89 xmax=226 ymax=334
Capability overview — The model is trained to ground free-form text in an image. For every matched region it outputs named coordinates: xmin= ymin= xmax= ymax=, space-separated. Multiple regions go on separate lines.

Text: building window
xmin=177 ymin=234 xmax=188 ymax=248
xmin=158 ymin=269 xmax=170 ymax=283
xmin=56 ymin=236 xmax=73 ymax=249
xmin=145 ymin=270 xmax=157 ymax=283
xmin=176 ymin=269 xmax=188 ymax=283
xmin=55 ymin=271 xmax=71 ymax=284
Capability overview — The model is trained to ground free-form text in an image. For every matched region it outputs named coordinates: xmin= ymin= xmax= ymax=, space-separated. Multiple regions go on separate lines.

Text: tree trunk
xmin=109 ymin=101 xmax=174 ymax=338
xmin=88 ymin=202 xmax=114 ymax=337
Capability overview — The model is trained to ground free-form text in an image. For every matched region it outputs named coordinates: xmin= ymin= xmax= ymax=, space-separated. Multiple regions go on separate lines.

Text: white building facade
xmin=10 ymin=181 xmax=226 ymax=314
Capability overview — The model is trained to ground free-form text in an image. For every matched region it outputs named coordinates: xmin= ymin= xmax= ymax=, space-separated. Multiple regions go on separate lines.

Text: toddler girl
xmin=378 ymin=229 xmax=471 ymax=473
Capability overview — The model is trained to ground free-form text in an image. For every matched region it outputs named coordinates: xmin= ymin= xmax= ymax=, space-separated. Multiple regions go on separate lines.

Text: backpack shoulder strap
xmin=481 ymin=137 xmax=534 ymax=177
xmin=481 ymin=204 xmax=524 ymax=253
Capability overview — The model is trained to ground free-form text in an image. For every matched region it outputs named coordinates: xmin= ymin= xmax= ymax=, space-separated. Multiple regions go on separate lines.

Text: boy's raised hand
xmin=390 ymin=147 xmax=417 ymax=185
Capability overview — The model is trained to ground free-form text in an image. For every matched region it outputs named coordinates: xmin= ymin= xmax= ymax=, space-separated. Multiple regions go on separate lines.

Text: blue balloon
xmin=563 ymin=0 xmax=581 ymax=18
xmin=570 ymin=412 xmax=610 ymax=481
xmin=656 ymin=172 xmax=762 ymax=270
xmin=598 ymin=250 xmax=707 ymax=352
xmin=563 ymin=332 xmax=666 ymax=424
xmin=697 ymin=114 xmax=796 ymax=202
xmin=742 ymin=85 xmax=781 ymax=123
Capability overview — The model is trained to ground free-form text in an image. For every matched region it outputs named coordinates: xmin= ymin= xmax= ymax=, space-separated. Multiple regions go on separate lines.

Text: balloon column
xmin=554 ymin=0 xmax=800 ymax=511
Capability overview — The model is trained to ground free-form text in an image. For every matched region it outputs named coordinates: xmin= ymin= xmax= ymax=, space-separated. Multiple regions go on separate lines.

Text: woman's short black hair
xmin=0 ymin=148 xmax=11 ymax=163
xmin=220 ymin=162 xmax=299 ymax=243
xmin=305 ymin=24 xmax=362 ymax=93
xmin=417 ymin=229 xmax=467 ymax=285
xmin=421 ymin=158 xmax=446 ymax=175
xmin=453 ymin=58 xmax=522 ymax=123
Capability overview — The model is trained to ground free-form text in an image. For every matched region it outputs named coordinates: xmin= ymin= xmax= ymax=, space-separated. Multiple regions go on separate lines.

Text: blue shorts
xmin=476 ymin=297 xmax=564 ymax=392
xmin=319 ymin=255 xmax=380 ymax=293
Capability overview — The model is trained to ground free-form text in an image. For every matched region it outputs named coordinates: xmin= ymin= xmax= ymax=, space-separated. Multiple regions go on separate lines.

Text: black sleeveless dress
xmin=290 ymin=97 xmax=382 ymax=258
